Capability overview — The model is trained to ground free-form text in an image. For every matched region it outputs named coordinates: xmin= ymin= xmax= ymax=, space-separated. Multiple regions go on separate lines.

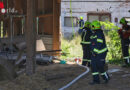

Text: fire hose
xmin=58 ymin=59 xmax=90 ymax=90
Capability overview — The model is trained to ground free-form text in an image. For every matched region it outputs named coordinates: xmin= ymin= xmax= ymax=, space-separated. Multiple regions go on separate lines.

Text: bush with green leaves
xmin=100 ymin=21 xmax=122 ymax=62
xmin=61 ymin=35 xmax=82 ymax=60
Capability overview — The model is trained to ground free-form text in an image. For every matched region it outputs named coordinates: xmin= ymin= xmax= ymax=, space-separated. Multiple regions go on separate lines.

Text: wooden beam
xmin=38 ymin=13 xmax=53 ymax=18
xmin=57 ymin=0 xmax=61 ymax=3
xmin=53 ymin=0 xmax=61 ymax=51
xmin=14 ymin=0 xmax=23 ymax=14
xmin=26 ymin=0 xmax=36 ymax=75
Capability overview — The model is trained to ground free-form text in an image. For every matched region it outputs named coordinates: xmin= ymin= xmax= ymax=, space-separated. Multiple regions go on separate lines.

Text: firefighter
xmin=78 ymin=16 xmax=84 ymax=34
xmin=89 ymin=20 xmax=110 ymax=85
xmin=80 ymin=21 xmax=92 ymax=67
xmin=118 ymin=18 xmax=130 ymax=67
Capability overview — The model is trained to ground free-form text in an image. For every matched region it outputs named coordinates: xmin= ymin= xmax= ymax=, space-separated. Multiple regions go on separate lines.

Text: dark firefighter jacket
xmin=118 ymin=25 xmax=130 ymax=39
xmin=79 ymin=20 xmax=84 ymax=29
xmin=90 ymin=29 xmax=108 ymax=55
xmin=80 ymin=27 xmax=92 ymax=45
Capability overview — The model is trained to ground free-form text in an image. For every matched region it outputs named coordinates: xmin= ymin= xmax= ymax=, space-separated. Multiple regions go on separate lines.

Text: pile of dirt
xmin=0 ymin=62 xmax=130 ymax=90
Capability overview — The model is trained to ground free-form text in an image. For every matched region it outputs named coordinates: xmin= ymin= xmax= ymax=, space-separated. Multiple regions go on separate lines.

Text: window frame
xmin=64 ymin=16 xmax=78 ymax=27
xmin=87 ymin=12 xmax=111 ymax=22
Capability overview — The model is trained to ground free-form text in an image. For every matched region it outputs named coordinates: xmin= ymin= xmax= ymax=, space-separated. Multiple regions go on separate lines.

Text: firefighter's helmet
xmin=84 ymin=21 xmax=91 ymax=28
xmin=91 ymin=20 xmax=101 ymax=30
xmin=80 ymin=16 xmax=83 ymax=20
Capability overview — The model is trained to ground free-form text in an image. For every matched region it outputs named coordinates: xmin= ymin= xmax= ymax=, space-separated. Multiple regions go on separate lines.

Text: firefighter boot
xmin=122 ymin=58 xmax=130 ymax=67
xmin=101 ymin=72 xmax=110 ymax=84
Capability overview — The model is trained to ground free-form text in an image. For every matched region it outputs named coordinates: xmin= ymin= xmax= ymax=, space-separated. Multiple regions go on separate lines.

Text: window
xmin=87 ymin=13 xmax=111 ymax=22
xmin=64 ymin=17 xmax=78 ymax=27
xmin=88 ymin=15 xmax=99 ymax=22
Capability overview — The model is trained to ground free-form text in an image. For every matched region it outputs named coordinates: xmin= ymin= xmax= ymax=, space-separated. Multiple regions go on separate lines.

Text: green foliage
xmin=106 ymin=30 xmax=122 ymax=60
xmin=61 ymin=35 xmax=82 ymax=60
xmin=108 ymin=59 xmax=123 ymax=65
xmin=100 ymin=21 xmax=122 ymax=62
xmin=100 ymin=21 xmax=120 ymax=30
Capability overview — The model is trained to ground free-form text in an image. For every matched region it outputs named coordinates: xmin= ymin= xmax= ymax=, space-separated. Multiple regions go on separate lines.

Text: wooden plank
xmin=14 ymin=0 xmax=23 ymax=14
xmin=44 ymin=0 xmax=53 ymax=14
xmin=21 ymin=0 xmax=27 ymax=14
xmin=43 ymin=16 xmax=53 ymax=35
xmin=57 ymin=0 xmax=61 ymax=3
xmin=44 ymin=44 xmax=52 ymax=50
xmin=36 ymin=39 xmax=46 ymax=51
xmin=37 ymin=0 xmax=44 ymax=15
xmin=38 ymin=14 xmax=53 ymax=18
xmin=8 ymin=0 xmax=14 ymax=8
xmin=41 ymin=37 xmax=52 ymax=44
xmin=0 ymin=36 xmax=25 ymax=44
xmin=53 ymin=0 xmax=61 ymax=51
xmin=26 ymin=0 xmax=36 ymax=75
xmin=13 ymin=18 xmax=22 ymax=36
xmin=38 ymin=16 xmax=53 ymax=35
xmin=13 ymin=0 xmax=27 ymax=14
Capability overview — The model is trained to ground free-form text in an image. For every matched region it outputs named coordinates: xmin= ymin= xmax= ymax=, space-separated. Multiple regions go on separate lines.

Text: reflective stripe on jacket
xmin=90 ymin=29 xmax=108 ymax=54
xmin=80 ymin=27 xmax=92 ymax=45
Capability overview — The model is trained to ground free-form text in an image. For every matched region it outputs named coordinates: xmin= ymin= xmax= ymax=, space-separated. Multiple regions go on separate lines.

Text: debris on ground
xmin=0 ymin=62 xmax=130 ymax=90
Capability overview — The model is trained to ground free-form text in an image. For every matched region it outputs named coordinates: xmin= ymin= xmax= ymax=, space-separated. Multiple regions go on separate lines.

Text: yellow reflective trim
xmin=81 ymin=41 xmax=91 ymax=44
xmin=80 ymin=27 xmax=83 ymax=29
xmin=93 ymin=48 xmax=99 ymax=53
xmin=92 ymin=72 xmax=99 ymax=75
xmin=83 ymin=59 xmax=88 ymax=61
xmin=97 ymin=39 xmax=103 ymax=43
xmin=93 ymin=48 xmax=108 ymax=54
xmin=101 ymin=72 xmax=109 ymax=79
xmin=90 ymin=35 xmax=97 ymax=39
xmin=101 ymin=72 xmax=106 ymax=75
xmin=87 ymin=60 xmax=91 ymax=62
xmin=83 ymin=59 xmax=91 ymax=62
xmin=123 ymin=56 xmax=130 ymax=59
xmin=98 ymin=48 xmax=107 ymax=53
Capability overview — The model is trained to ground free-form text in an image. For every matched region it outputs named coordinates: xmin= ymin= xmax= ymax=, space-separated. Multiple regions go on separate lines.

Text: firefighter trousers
xmin=121 ymin=38 xmax=130 ymax=64
xmin=82 ymin=44 xmax=91 ymax=67
xmin=91 ymin=52 xmax=109 ymax=82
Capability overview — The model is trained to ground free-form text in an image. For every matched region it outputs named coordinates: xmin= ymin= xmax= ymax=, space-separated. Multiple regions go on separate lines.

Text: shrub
xmin=61 ymin=35 xmax=82 ymax=60
xmin=100 ymin=21 xmax=122 ymax=62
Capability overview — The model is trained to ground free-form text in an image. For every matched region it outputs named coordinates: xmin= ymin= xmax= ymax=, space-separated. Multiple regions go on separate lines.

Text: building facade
xmin=61 ymin=0 xmax=130 ymax=38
